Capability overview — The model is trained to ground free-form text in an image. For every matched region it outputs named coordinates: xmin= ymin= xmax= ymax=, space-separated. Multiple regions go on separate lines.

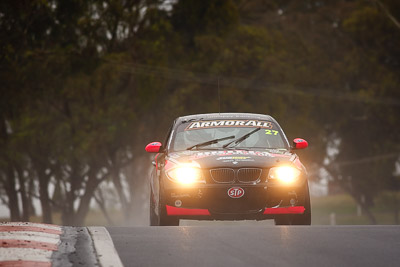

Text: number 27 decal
xmin=265 ymin=130 xmax=279 ymax=135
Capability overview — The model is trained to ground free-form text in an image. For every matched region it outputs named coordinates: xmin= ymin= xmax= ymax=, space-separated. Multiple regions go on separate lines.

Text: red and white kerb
xmin=0 ymin=222 xmax=62 ymax=267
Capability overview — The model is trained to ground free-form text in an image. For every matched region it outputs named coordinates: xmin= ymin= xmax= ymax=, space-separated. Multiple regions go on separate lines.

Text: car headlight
xmin=268 ymin=166 xmax=301 ymax=184
xmin=166 ymin=165 xmax=204 ymax=184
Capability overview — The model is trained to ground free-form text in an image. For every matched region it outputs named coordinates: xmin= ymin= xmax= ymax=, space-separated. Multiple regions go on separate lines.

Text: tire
xmin=159 ymin=213 xmax=179 ymax=226
xmin=150 ymin=188 xmax=159 ymax=226
xmin=274 ymin=181 xmax=311 ymax=225
xmin=158 ymin=179 xmax=179 ymax=226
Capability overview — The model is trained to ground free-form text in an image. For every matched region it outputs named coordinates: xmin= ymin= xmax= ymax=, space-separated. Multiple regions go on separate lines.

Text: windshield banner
xmin=185 ymin=120 xmax=273 ymax=130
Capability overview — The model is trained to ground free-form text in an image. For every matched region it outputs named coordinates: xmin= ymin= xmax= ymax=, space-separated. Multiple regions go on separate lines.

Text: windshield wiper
xmin=186 ymin=135 xmax=235 ymax=150
xmin=222 ymin=128 xmax=261 ymax=148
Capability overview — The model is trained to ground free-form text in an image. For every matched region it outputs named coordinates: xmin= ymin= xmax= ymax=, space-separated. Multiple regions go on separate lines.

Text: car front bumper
xmin=162 ymin=178 xmax=307 ymax=220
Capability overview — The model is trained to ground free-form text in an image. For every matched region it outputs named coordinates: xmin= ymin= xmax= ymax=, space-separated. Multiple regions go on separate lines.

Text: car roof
xmin=175 ymin=113 xmax=278 ymax=124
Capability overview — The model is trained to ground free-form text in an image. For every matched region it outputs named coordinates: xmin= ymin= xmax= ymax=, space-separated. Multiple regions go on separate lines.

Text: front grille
xmin=210 ymin=168 xmax=235 ymax=183
xmin=237 ymin=168 xmax=262 ymax=183
xmin=209 ymin=168 xmax=263 ymax=184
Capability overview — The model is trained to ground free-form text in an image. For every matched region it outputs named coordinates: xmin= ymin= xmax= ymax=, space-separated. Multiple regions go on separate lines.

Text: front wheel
xmin=149 ymin=188 xmax=159 ymax=226
xmin=150 ymin=184 xmax=179 ymax=226
xmin=159 ymin=213 xmax=179 ymax=226
xmin=274 ymin=181 xmax=311 ymax=225
xmin=159 ymin=179 xmax=179 ymax=226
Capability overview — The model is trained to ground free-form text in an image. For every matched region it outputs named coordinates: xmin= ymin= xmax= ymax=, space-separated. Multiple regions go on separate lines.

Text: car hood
xmin=166 ymin=149 xmax=296 ymax=169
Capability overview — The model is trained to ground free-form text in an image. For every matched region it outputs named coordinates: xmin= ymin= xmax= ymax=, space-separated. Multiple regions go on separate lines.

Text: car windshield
xmin=170 ymin=119 xmax=288 ymax=151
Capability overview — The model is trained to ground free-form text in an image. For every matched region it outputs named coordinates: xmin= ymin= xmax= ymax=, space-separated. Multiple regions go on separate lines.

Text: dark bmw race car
xmin=146 ymin=113 xmax=311 ymax=226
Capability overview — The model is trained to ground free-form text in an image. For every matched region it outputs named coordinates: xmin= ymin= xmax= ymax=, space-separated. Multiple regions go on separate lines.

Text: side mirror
xmin=292 ymin=138 xmax=308 ymax=150
xmin=145 ymin=142 xmax=163 ymax=153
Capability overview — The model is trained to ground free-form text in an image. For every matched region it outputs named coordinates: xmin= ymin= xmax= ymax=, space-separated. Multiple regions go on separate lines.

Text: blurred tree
xmin=0 ymin=0 xmax=399 ymax=225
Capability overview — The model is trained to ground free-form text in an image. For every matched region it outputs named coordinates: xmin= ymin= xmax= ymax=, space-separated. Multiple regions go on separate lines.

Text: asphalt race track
xmin=1 ymin=223 xmax=399 ymax=266
xmin=108 ymin=225 xmax=400 ymax=267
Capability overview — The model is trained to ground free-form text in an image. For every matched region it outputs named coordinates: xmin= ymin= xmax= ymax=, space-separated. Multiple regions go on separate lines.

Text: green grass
xmin=311 ymin=193 xmax=400 ymax=225
xmin=83 ymin=209 xmax=124 ymax=226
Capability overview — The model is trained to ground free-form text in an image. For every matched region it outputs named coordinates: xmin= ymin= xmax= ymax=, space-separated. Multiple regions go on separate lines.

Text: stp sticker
xmin=228 ymin=187 xmax=245 ymax=198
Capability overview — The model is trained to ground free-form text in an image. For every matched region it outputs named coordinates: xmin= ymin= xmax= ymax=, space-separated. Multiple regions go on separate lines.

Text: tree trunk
xmin=73 ymin=175 xmax=102 ymax=226
xmin=394 ymin=193 xmax=399 ymax=225
xmin=15 ymin=164 xmax=30 ymax=221
xmin=61 ymin=162 xmax=82 ymax=226
xmin=62 ymin=180 xmax=77 ymax=226
xmin=28 ymin=176 xmax=36 ymax=216
xmin=37 ymin=168 xmax=52 ymax=224
xmin=126 ymin=156 xmax=148 ymax=225
xmin=72 ymin=162 xmax=105 ymax=226
xmin=112 ymin=167 xmax=130 ymax=222
xmin=358 ymin=200 xmax=377 ymax=225
xmin=0 ymin=120 xmax=19 ymax=220
xmin=5 ymin=166 xmax=20 ymax=221
xmin=94 ymin=189 xmax=114 ymax=226
xmin=325 ymin=165 xmax=377 ymax=224
xmin=109 ymin=151 xmax=131 ymax=222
